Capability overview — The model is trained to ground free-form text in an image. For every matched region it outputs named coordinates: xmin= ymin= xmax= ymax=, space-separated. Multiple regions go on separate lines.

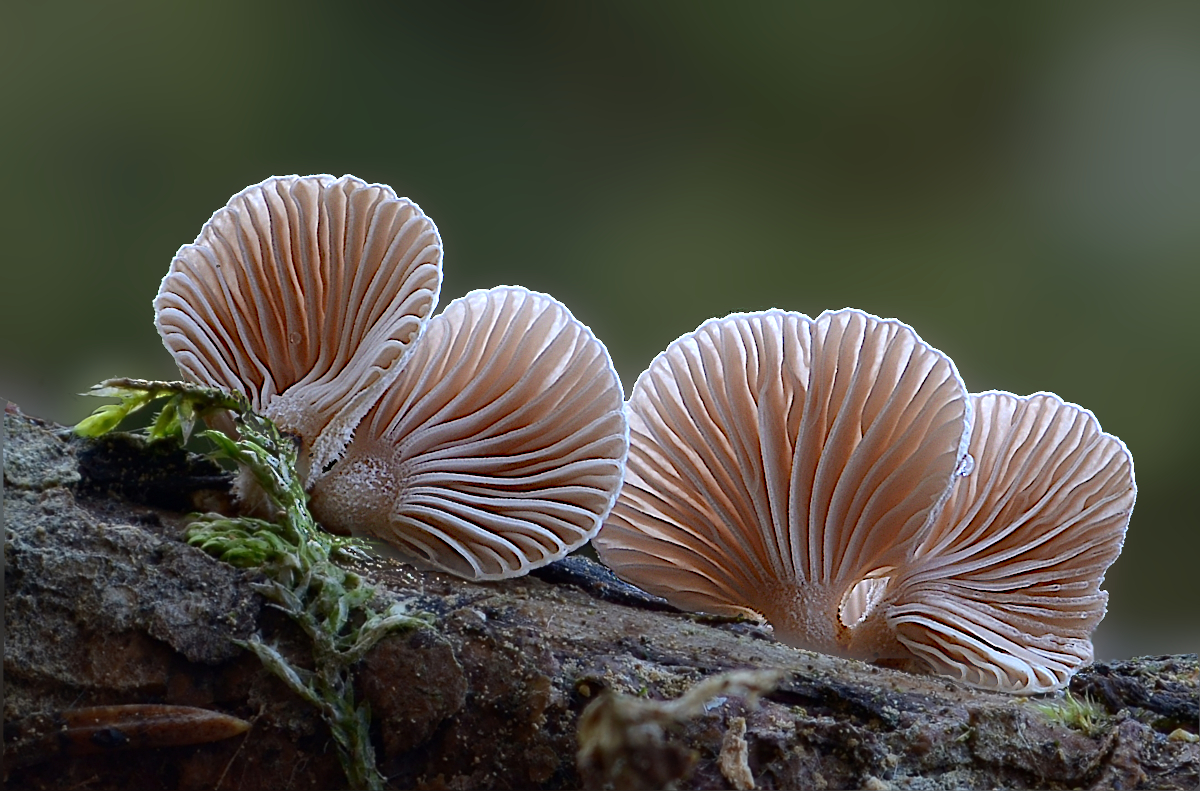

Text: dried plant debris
xmin=718 ymin=715 xmax=755 ymax=790
xmin=576 ymin=669 xmax=783 ymax=790
xmin=4 ymin=705 xmax=250 ymax=772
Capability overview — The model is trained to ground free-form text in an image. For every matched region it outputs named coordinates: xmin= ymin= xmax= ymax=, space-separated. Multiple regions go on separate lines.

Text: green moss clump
xmin=1029 ymin=691 xmax=1110 ymax=737
xmin=78 ymin=378 xmax=428 ymax=790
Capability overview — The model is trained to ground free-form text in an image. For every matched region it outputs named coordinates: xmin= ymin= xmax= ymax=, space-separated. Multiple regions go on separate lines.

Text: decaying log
xmin=4 ymin=407 xmax=1197 ymax=790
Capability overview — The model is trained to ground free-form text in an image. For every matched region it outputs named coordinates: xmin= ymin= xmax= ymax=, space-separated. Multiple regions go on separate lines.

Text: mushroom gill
xmin=309 ymin=287 xmax=629 ymax=580
xmin=593 ymin=308 xmax=971 ymax=659
xmin=876 ymin=391 xmax=1135 ymax=693
xmin=154 ymin=174 xmax=442 ymax=482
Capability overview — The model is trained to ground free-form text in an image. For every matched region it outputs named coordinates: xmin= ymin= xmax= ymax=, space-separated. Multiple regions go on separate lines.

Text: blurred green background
xmin=3 ymin=3 xmax=1197 ymax=657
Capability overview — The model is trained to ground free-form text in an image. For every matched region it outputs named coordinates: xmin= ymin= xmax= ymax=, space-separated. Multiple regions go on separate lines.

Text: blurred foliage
xmin=2 ymin=1 xmax=1197 ymax=650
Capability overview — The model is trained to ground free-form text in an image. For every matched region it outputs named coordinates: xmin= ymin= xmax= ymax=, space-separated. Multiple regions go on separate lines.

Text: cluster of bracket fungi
xmin=154 ymin=174 xmax=1135 ymax=696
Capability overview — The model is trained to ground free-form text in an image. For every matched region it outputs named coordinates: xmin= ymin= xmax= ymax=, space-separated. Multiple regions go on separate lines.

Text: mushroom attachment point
xmin=309 ymin=286 xmax=629 ymax=580
xmin=593 ymin=309 xmax=971 ymax=661
xmin=880 ymin=391 xmax=1135 ymax=694
xmin=153 ymin=174 xmax=443 ymax=483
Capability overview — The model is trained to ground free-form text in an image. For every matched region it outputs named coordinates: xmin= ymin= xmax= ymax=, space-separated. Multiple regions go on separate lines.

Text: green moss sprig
xmin=78 ymin=378 xmax=428 ymax=790
xmin=75 ymin=378 xmax=244 ymax=441
xmin=1028 ymin=691 xmax=1111 ymax=737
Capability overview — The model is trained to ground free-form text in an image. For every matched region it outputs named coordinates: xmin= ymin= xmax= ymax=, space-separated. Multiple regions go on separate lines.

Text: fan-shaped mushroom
xmin=593 ymin=308 xmax=971 ymax=660
xmin=874 ymin=391 xmax=1135 ymax=693
xmin=154 ymin=174 xmax=442 ymax=482
xmin=309 ymin=287 xmax=628 ymax=580
xmin=595 ymin=309 xmax=1135 ymax=693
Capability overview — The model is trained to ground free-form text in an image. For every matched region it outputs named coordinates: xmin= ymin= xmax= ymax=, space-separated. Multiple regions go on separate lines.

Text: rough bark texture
xmin=4 ymin=406 xmax=1198 ymax=790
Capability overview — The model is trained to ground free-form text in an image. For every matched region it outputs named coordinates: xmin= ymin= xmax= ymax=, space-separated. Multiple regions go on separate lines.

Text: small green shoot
xmin=77 ymin=378 xmax=428 ymax=790
xmin=1029 ymin=691 xmax=1110 ymax=737
xmin=75 ymin=378 xmax=243 ymax=442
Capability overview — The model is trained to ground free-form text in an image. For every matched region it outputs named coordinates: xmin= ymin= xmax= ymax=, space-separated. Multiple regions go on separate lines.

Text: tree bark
xmin=4 ymin=407 xmax=1197 ymax=790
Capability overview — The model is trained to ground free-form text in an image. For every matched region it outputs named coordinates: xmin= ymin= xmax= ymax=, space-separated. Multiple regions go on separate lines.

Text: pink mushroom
xmin=310 ymin=287 xmax=628 ymax=579
xmin=594 ymin=307 xmax=1135 ymax=693
xmin=594 ymin=308 xmax=971 ymax=659
xmin=154 ymin=174 xmax=442 ymax=483
xmin=155 ymin=177 xmax=629 ymax=581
